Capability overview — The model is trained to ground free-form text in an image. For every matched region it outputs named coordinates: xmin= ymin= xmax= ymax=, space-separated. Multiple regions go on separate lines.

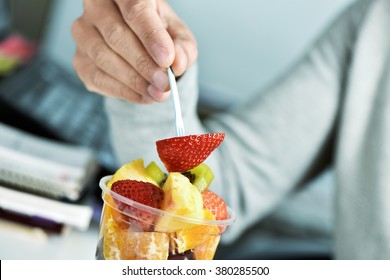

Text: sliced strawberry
xmin=202 ymin=189 xmax=228 ymax=233
xmin=156 ymin=133 xmax=225 ymax=172
xmin=202 ymin=189 xmax=228 ymax=221
xmin=111 ymin=180 xmax=164 ymax=231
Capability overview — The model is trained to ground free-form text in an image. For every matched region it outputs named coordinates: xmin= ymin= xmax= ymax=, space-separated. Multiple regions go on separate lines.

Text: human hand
xmin=72 ymin=0 xmax=197 ymax=104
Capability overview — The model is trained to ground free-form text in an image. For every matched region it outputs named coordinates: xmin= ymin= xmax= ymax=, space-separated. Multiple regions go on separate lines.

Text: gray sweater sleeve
xmin=203 ymin=1 xmax=370 ymax=242
xmin=104 ymin=63 xmax=207 ymax=167
xmin=104 ymin=0 xmax=370 ymax=244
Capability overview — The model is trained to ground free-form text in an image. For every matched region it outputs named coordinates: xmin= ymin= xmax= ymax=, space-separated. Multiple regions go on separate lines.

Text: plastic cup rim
xmin=99 ymin=175 xmax=236 ymax=226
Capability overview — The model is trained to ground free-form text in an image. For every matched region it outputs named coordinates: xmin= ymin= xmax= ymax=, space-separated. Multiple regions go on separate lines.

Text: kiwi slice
xmin=146 ymin=161 xmax=166 ymax=187
xmin=183 ymin=163 xmax=214 ymax=192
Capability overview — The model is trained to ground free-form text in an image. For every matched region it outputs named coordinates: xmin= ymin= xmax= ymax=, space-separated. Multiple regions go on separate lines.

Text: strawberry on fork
xmin=156 ymin=133 xmax=225 ymax=172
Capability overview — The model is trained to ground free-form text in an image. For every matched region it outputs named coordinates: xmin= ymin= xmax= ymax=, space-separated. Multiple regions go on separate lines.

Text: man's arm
xmin=105 ymin=0 xmax=372 ymax=243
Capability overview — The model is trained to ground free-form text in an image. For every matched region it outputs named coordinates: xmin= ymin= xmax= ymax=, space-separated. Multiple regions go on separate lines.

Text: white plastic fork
xmin=167 ymin=67 xmax=185 ymax=137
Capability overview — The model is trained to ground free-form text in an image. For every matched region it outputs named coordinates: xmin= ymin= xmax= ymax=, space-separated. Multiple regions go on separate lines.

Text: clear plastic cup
xmin=95 ymin=175 xmax=235 ymax=260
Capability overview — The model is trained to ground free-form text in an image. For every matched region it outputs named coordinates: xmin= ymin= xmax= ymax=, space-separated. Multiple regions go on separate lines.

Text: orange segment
xmin=174 ymin=209 xmax=220 ymax=258
xmin=102 ymin=205 xmax=169 ymax=260
xmin=193 ymin=235 xmax=221 ymax=260
xmin=101 ymin=193 xmax=127 ymax=230
xmin=135 ymin=232 xmax=170 ymax=260
xmin=104 ymin=231 xmax=170 ymax=260
xmin=102 ymin=206 xmax=124 ymax=259
xmin=102 ymin=205 xmax=129 ymax=259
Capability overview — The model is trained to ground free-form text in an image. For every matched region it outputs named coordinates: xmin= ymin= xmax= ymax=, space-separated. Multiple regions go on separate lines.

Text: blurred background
xmin=0 ymin=0 xmax=353 ymax=259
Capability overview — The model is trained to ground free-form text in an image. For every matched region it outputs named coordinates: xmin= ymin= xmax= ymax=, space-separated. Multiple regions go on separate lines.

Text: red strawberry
xmin=202 ymin=189 xmax=228 ymax=221
xmin=202 ymin=189 xmax=228 ymax=233
xmin=111 ymin=180 xmax=164 ymax=231
xmin=156 ymin=133 xmax=225 ymax=172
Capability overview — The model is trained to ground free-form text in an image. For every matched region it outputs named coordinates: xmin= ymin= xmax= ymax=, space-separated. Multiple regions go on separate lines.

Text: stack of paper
xmin=0 ymin=185 xmax=93 ymax=231
xmin=0 ymin=122 xmax=97 ymax=233
xmin=0 ymin=122 xmax=98 ymax=201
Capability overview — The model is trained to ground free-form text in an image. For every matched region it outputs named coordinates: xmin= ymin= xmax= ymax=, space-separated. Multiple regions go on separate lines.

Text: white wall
xmin=43 ymin=0 xmax=354 ymax=106
xmin=42 ymin=0 xmax=83 ymax=73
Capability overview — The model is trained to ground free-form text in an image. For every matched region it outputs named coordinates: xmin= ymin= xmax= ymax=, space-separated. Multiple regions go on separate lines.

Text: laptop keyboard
xmin=0 ymin=55 xmax=116 ymax=170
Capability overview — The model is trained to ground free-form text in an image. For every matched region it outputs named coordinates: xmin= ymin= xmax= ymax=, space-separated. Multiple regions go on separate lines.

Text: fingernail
xmin=152 ymin=44 xmax=170 ymax=67
xmin=147 ymin=84 xmax=164 ymax=101
xmin=147 ymin=84 xmax=170 ymax=102
xmin=152 ymin=70 xmax=169 ymax=92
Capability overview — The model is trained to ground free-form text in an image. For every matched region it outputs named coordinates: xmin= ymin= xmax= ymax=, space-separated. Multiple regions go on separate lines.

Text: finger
xmin=147 ymin=85 xmax=170 ymax=102
xmin=171 ymin=38 xmax=200 ymax=77
xmin=84 ymin=1 xmax=170 ymax=95
xmin=161 ymin=1 xmax=198 ymax=76
xmin=170 ymin=43 xmax=187 ymax=77
xmin=72 ymin=19 xmax=159 ymax=98
xmin=170 ymin=36 xmax=198 ymax=77
xmin=114 ymin=0 xmax=175 ymax=68
xmin=73 ymin=50 xmax=155 ymax=104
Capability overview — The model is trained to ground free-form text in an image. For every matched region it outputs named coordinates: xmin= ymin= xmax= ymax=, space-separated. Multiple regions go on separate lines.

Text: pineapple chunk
xmin=107 ymin=159 xmax=158 ymax=188
xmin=155 ymin=172 xmax=204 ymax=232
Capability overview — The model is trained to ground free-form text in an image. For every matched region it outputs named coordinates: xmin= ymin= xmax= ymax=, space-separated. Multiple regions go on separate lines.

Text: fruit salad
xmin=95 ymin=133 xmax=235 ymax=260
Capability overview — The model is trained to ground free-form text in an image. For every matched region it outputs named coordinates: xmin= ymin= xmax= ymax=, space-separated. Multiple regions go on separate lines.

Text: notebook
xmin=0 ymin=122 xmax=98 ymax=201
xmin=0 ymin=184 xmax=93 ymax=231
